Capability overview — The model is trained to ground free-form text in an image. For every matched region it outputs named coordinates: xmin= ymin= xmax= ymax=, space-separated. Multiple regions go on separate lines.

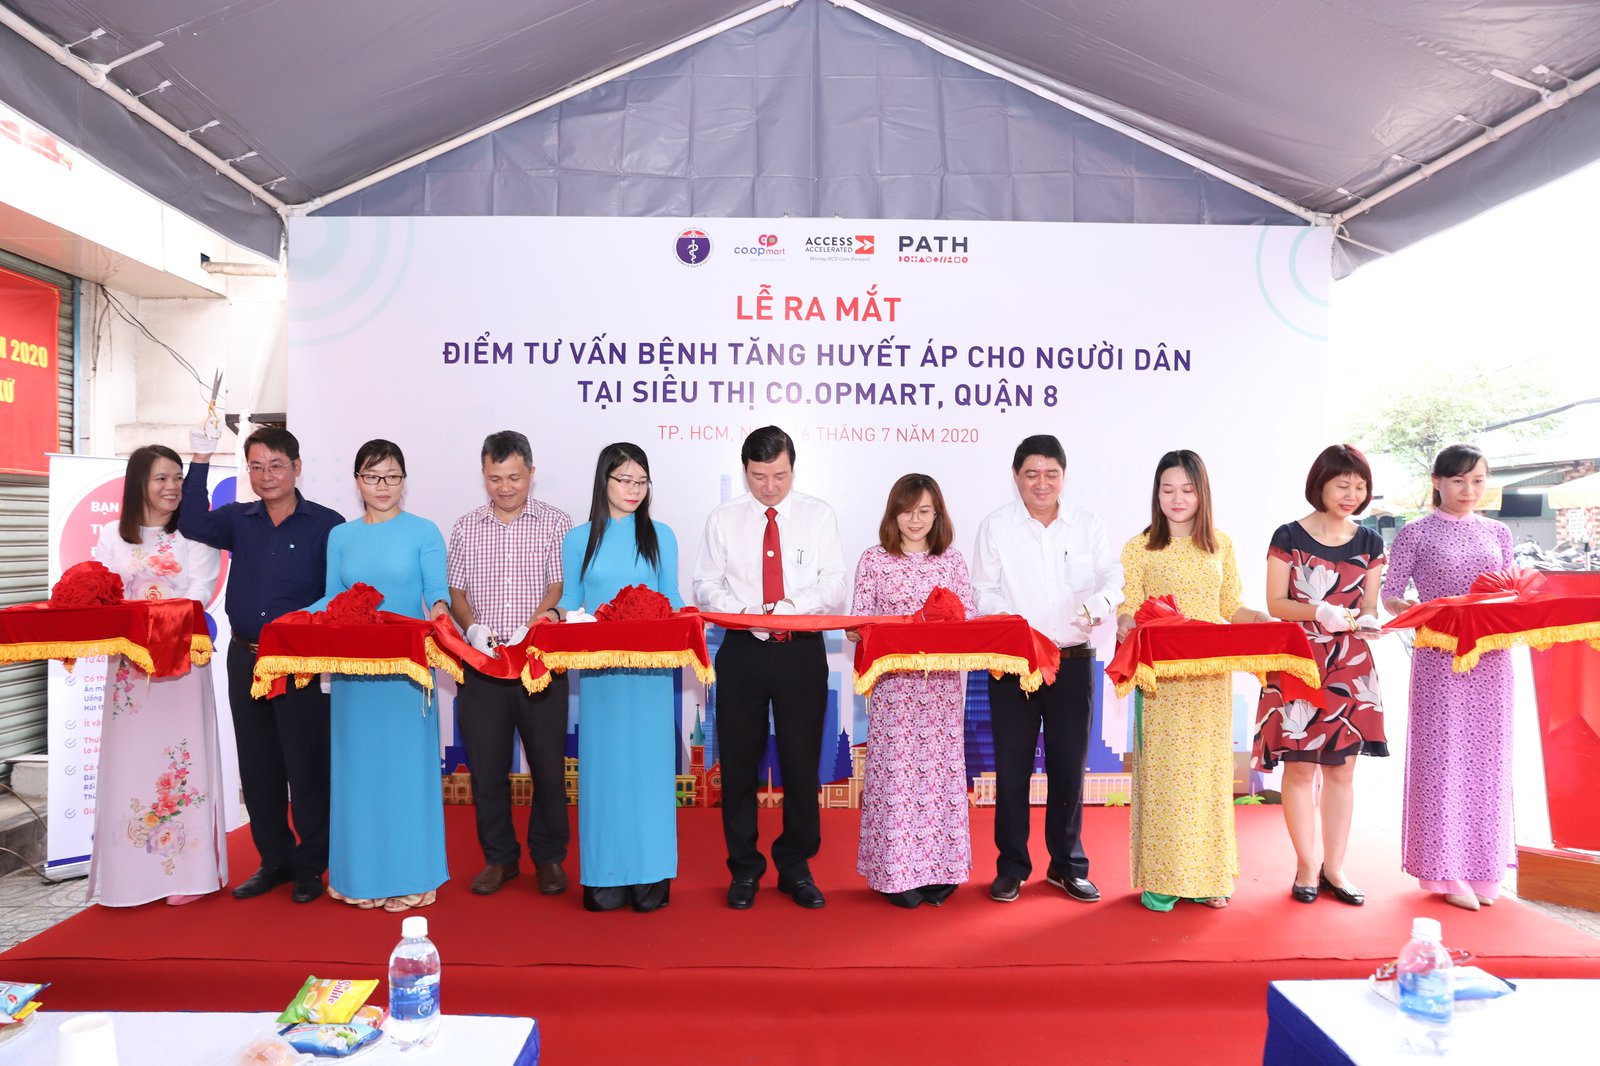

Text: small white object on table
xmin=1264 ymin=978 xmax=1596 ymax=1065
xmin=0 ymin=1011 xmax=538 ymax=1064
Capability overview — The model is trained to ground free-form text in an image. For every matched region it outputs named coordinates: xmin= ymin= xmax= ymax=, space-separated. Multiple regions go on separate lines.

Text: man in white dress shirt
xmin=971 ymin=434 xmax=1124 ymax=904
xmin=693 ymin=426 xmax=846 ymax=910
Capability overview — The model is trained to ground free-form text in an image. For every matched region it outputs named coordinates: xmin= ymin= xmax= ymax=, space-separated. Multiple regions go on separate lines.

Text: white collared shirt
xmin=693 ymin=490 xmax=847 ymax=617
xmin=970 ymin=498 xmax=1124 ymax=647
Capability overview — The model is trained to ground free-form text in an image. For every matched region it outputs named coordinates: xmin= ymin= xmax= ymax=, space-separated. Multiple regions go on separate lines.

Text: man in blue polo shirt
xmin=182 ymin=426 xmax=344 ymax=903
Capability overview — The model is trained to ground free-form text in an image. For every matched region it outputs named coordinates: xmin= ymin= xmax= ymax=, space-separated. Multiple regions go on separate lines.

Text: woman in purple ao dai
xmin=850 ymin=474 xmax=977 ymax=908
xmin=1382 ymin=445 xmax=1516 ymax=911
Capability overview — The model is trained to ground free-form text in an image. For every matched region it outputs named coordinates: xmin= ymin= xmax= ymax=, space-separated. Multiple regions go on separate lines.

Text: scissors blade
xmin=209 ymin=371 xmax=222 ymax=404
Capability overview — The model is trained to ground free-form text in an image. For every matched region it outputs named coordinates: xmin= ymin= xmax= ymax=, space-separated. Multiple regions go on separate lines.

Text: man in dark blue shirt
xmin=181 ymin=425 xmax=344 ymax=904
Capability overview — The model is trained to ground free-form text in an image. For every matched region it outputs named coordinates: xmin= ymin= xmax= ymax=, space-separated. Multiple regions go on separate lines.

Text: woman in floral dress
xmin=91 ymin=444 xmax=228 ymax=907
xmin=1253 ymin=444 xmax=1388 ymax=906
xmin=1118 ymin=450 xmax=1271 ymax=911
xmin=850 ymin=473 xmax=976 ymax=908
xmin=1382 ymin=444 xmax=1515 ymax=911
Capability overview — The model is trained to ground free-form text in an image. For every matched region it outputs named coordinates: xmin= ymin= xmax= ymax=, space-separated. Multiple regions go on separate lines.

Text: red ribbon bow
xmin=913 ymin=586 xmax=966 ymax=623
xmin=49 ymin=561 xmax=125 ymax=608
xmin=593 ymin=584 xmax=675 ymax=623
xmin=322 ymin=583 xmax=384 ymax=625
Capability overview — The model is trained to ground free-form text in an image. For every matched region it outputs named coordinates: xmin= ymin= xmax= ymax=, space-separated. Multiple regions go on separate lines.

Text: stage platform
xmin=5 ymin=806 xmax=1598 ymax=1064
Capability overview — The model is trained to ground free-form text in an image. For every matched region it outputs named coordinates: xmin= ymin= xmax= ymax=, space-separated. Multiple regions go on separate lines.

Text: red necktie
xmin=762 ymin=506 xmax=785 ymax=606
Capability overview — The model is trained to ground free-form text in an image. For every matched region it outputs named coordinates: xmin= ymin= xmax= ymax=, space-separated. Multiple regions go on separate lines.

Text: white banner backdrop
xmin=287 ymin=217 xmax=1331 ymax=787
xmin=45 ymin=454 xmax=244 ymax=878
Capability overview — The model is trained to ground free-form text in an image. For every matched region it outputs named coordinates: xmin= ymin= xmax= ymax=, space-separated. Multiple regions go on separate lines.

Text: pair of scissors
xmin=204 ymin=370 xmax=222 ymax=434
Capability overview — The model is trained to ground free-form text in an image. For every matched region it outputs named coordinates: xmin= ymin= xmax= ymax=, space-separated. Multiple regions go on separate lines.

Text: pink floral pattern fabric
xmin=125 ymin=742 xmax=206 ymax=875
xmin=850 ymin=545 xmax=976 ymax=893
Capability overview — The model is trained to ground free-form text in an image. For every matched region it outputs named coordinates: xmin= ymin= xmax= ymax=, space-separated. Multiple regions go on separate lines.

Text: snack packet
xmin=353 ymin=1004 xmax=386 ymax=1029
xmin=277 ymin=976 xmax=378 ymax=1025
xmin=278 ymin=1021 xmax=382 ymax=1057
xmin=0 ymin=1000 xmax=40 ymax=1026
xmin=0 ymin=982 xmax=47 ymax=1023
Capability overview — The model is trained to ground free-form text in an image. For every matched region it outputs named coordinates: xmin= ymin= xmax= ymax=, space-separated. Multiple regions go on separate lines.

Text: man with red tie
xmin=693 ymin=426 xmax=846 ymax=909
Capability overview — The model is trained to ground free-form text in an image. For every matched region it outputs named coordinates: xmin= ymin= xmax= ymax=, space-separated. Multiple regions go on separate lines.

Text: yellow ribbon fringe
xmin=1111 ymin=654 xmax=1321 ymax=699
xmin=853 ymin=652 xmax=1040 ymax=696
xmin=1415 ymin=621 xmax=1600 ymax=673
xmin=424 ymin=637 xmax=463 ymax=684
xmin=249 ymin=655 xmax=435 ymax=699
xmin=521 ymin=664 xmax=551 ymax=695
xmin=532 ymin=648 xmax=716 ymax=685
xmin=0 ymin=638 xmax=212 ymax=674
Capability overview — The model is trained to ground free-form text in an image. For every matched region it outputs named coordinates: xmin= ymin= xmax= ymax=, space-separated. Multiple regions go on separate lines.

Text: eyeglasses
xmin=608 ymin=476 xmax=650 ymax=490
xmin=247 ymin=462 xmax=292 ymax=476
xmin=359 ymin=473 xmax=405 ymax=486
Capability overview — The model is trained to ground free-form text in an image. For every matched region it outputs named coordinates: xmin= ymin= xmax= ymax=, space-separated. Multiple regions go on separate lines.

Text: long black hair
xmin=119 ymin=445 xmax=183 ymax=543
xmin=581 ymin=442 xmax=660 ymax=579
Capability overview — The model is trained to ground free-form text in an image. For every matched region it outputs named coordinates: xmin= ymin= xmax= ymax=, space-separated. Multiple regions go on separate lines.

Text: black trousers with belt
xmin=988 ymin=652 xmax=1094 ymax=881
xmin=714 ymin=630 xmax=829 ymax=882
xmin=455 ymin=670 xmax=571 ymax=867
xmin=226 ymin=640 xmax=331 ymax=878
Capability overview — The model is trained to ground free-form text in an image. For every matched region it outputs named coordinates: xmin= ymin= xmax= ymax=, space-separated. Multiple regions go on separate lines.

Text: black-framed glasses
xmin=359 ymin=473 xmax=405 ymax=486
xmin=608 ymin=476 xmax=650 ymax=490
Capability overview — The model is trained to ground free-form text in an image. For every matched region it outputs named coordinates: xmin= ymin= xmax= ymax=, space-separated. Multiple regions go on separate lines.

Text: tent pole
xmin=297 ymin=0 xmax=797 ymax=216
xmin=1333 ymin=65 xmax=1600 ymax=228
xmin=832 ymin=0 xmax=1323 ymax=225
xmin=0 ymin=5 xmax=287 ymax=215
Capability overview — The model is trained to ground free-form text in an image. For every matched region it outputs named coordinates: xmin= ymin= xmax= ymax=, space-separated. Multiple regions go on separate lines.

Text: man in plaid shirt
xmin=447 ymin=430 xmax=574 ymax=896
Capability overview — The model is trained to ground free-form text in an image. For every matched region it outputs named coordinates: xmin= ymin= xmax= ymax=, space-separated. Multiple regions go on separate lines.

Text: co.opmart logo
xmin=674 ymin=229 xmax=712 ymax=267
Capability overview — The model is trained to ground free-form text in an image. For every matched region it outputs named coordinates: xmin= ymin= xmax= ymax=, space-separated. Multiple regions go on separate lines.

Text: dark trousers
xmin=715 ymin=630 xmax=828 ymax=881
xmin=226 ymin=640 xmax=331 ymax=877
xmin=456 ymin=670 xmax=570 ymax=866
xmin=988 ymin=656 xmax=1093 ymax=881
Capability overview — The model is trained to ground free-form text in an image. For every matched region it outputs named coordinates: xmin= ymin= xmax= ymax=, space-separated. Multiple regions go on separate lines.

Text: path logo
xmin=675 ymin=229 xmax=712 ymax=267
xmin=855 ymin=235 xmax=875 ymax=255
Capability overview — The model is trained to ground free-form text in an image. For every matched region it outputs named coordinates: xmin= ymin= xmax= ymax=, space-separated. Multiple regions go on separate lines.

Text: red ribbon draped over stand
xmin=1383 ymin=567 xmax=1600 ymax=672
xmin=251 ymin=609 xmax=468 ymax=699
xmin=0 ymin=598 xmax=212 ymax=677
xmin=1105 ymin=595 xmax=1325 ymax=705
xmin=523 ymin=609 xmax=714 ymax=693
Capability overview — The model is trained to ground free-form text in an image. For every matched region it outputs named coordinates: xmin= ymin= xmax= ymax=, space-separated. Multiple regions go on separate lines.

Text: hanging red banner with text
xmin=0 ymin=266 xmax=60 ymax=475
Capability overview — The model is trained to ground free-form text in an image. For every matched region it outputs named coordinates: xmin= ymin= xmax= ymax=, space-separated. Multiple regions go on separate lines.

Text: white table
xmin=1264 ymin=978 xmax=1595 ymax=1064
xmin=0 ymin=1010 xmax=538 ymax=1064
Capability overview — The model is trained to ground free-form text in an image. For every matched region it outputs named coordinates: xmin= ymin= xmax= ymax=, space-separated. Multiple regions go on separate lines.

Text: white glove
xmin=1314 ymin=602 xmax=1353 ymax=632
xmin=564 ymin=610 xmax=597 ymax=624
xmin=1355 ymin=613 xmax=1380 ymax=631
xmin=505 ymin=625 xmax=529 ymax=645
xmin=189 ymin=425 xmax=220 ymax=455
xmin=466 ymin=623 xmax=497 ymax=654
xmin=769 ymin=599 xmax=797 ymax=616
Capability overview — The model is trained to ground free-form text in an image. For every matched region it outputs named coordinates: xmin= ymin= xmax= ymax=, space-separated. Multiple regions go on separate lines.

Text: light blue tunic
xmin=558 ymin=515 xmax=682 ymax=887
xmin=313 ymin=510 xmax=450 ymax=900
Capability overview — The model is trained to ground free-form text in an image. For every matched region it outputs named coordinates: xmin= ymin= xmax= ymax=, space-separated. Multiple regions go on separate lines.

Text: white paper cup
xmin=55 ymin=1013 xmax=119 ymax=1066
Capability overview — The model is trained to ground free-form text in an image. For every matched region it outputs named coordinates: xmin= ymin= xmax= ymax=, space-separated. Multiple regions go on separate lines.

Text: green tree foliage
xmin=1352 ymin=379 xmax=1557 ymax=479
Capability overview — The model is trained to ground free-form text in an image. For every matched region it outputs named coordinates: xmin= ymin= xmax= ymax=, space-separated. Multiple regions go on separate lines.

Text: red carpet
xmin=6 ymin=805 xmax=1599 ymax=1064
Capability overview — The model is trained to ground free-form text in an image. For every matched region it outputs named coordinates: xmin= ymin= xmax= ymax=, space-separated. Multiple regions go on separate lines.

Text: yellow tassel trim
xmin=0 ymin=639 xmax=156 ymax=674
xmin=249 ymin=655 xmax=434 ymax=699
xmin=424 ymin=637 xmax=464 ymax=684
xmin=1416 ymin=621 xmax=1600 ymax=672
xmin=855 ymin=652 xmax=1034 ymax=696
xmin=1112 ymin=654 xmax=1320 ymax=698
xmin=191 ymin=635 xmax=213 ymax=666
xmin=521 ymin=664 xmax=552 ymax=695
xmin=532 ymin=648 xmax=716 ymax=685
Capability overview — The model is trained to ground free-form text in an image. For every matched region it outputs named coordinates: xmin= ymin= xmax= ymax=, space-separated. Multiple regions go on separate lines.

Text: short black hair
xmin=741 ymin=426 xmax=795 ymax=466
xmin=243 ymin=426 xmax=300 ymax=463
xmin=481 ymin=430 xmax=533 ymax=467
xmin=353 ymin=438 xmax=406 ymax=476
xmin=1011 ymin=434 xmax=1065 ymax=472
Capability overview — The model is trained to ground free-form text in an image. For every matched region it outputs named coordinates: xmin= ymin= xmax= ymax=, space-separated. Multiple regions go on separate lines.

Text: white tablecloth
xmin=1265 ymin=978 xmax=1595 ymax=1065
xmin=0 ymin=1010 xmax=538 ymax=1064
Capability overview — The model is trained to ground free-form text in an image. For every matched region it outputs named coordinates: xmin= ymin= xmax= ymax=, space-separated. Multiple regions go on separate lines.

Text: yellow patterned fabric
xmin=1118 ymin=531 xmax=1241 ymax=899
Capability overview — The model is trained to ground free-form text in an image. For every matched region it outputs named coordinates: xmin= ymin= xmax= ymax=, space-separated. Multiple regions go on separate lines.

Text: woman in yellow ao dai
xmin=1117 ymin=450 xmax=1269 ymax=911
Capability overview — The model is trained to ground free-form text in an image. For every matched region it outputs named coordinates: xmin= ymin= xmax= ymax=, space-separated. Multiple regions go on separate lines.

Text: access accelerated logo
xmin=674 ymin=228 xmax=712 ymax=266
xmin=803 ymin=234 xmax=875 ymax=262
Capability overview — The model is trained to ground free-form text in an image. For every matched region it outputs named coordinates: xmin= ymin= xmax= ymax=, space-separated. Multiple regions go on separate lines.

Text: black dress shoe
xmin=582 ymin=885 xmax=629 ymax=912
xmin=1319 ymin=867 xmax=1364 ymax=906
xmin=727 ymin=876 xmax=758 ymax=910
xmin=776 ymin=875 xmax=826 ymax=909
xmin=881 ymin=889 xmax=924 ymax=909
xmin=989 ymin=875 xmax=1024 ymax=902
xmin=292 ymin=874 xmax=325 ymax=904
xmin=630 ymin=879 xmax=672 ymax=913
xmin=919 ymin=884 xmax=958 ymax=906
xmin=1045 ymin=867 xmax=1100 ymax=902
xmin=231 ymin=866 xmax=293 ymax=900
xmin=1291 ymin=880 xmax=1319 ymax=903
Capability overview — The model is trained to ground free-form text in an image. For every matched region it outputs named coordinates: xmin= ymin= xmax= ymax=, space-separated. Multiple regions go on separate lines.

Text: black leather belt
xmin=1060 ymin=644 xmax=1093 ymax=660
xmin=233 ymin=637 xmax=259 ymax=654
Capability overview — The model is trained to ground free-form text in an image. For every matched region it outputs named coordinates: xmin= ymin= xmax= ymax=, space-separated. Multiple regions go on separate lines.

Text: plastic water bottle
xmin=387 ymin=915 xmax=441 ymax=1050
xmin=1396 ymin=916 xmax=1452 ymax=1055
